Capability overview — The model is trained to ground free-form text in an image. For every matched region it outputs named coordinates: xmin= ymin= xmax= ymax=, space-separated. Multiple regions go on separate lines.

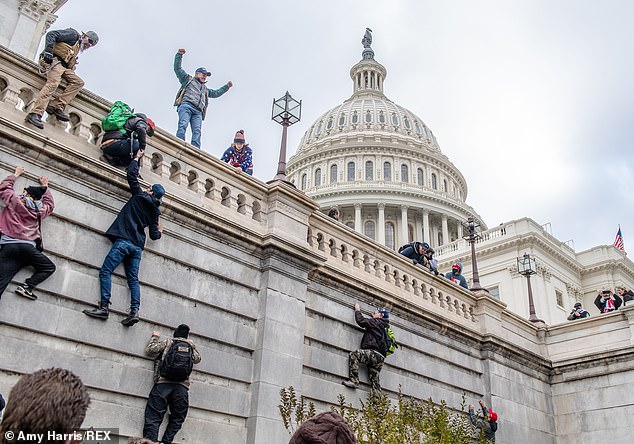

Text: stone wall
xmin=1 ymin=45 xmax=634 ymax=444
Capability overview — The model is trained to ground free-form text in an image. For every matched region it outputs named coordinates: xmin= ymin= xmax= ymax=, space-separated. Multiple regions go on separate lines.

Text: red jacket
xmin=0 ymin=175 xmax=54 ymax=241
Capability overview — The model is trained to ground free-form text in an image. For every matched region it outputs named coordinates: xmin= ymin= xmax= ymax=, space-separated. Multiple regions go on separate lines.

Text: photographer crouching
xmin=567 ymin=302 xmax=590 ymax=321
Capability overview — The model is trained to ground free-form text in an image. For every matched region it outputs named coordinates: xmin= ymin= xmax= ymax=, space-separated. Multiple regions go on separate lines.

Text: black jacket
xmin=622 ymin=290 xmax=634 ymax=306
xmin=355 ymin=310 xmax=389 ymax=355
xmin=102 ymin=116 xmax=151 ymax=151
xmin=399 ymin=242 xmax=429 ymax=267
xmin=105 ymin=160 xmax=161 ymax=249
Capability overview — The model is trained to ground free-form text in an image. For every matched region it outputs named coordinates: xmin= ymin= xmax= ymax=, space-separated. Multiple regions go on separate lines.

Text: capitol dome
xmin=287 ymin=30 xmax=485 ymax=251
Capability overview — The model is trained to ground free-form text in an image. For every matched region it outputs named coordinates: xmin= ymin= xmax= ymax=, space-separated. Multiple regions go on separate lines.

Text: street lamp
xmin=270 ymin=91 xmax=302 ymax=184
xmin=462 ymin=216 xmax=484 ymax=291
xmin=517 ymin=252 xmax=543 ymax=323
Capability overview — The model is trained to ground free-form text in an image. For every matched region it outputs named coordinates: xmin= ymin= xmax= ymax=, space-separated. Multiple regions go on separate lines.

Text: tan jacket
xmin=145 ymin=335 xmax=202 ymax=388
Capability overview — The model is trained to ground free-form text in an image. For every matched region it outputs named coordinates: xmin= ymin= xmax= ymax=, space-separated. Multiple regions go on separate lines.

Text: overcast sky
xmin=47 ymin=0 xmax=633 ymax=253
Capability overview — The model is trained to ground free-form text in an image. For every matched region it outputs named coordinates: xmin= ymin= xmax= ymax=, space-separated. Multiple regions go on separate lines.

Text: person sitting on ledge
xmin=616 ymin=286 xmax=634 ymax=307
xmin=26 ymin=28 xmax=98 ymax=129
xmin=594 ymin=289 xmax=622 ymax=313
xmin=221 ymin=130 xmax=254 ymax=175
xmin=567 ymin=302 xmax=590 ymax=320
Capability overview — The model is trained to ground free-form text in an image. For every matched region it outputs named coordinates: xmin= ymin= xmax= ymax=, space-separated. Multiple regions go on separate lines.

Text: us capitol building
xmin=287 ymin=31 xmax=634 ymax=324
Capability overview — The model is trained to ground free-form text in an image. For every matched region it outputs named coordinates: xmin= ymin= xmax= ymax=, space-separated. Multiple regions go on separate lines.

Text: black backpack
xmin=159 ymin=340 xmax=194 ymax=382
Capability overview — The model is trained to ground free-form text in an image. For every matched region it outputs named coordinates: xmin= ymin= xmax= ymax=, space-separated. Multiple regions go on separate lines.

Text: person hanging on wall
xmin=0 ymin=166 xmax=56 ymax=302
xmin=173 ymin=48 xmax=232 ymax=148
xmin=142 ymin=324 xmax=201 ymax=444
xmin=26 ymin=28 xmax=99 ymax=129
xmin=83 ymin=151 xmax=164 ymax=326
xmin=342 ymin=303 xmax=390 ymax=393
xmin=468 ymin=400 xmax=498 ymax=443
xmin=221 ymin=130 xmax=253 ymax=175
xmin=101 ymin=108 xmax=156 ymax=168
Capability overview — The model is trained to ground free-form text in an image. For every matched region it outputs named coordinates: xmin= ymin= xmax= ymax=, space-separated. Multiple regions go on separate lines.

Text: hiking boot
xmin=83 ymin=300 xmax=110 ymax=319
xmin=25 ymin=113 xmax=44 ymax=129
xmin=342 ymin=379 xmax=359 ymax=389
xmin=46 ymin=105 xmax=70 ymax=122
xmin=15 ymin=283 xmax=37 ymax=300
xmin=121 ymin=308 xmax=139 ymax=327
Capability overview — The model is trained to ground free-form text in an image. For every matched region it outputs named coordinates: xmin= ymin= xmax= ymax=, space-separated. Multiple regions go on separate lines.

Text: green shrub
xmin=279 ymin=386 xmax=488 ymax=444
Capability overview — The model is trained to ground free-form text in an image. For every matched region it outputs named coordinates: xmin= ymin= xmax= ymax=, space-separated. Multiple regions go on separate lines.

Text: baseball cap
xmin=195 ymin=67 xmax=211 ymax=76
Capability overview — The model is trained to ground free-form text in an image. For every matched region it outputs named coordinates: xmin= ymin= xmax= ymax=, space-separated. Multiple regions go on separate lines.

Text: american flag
xmin=614 ymin=226 xmax=625 ymax=251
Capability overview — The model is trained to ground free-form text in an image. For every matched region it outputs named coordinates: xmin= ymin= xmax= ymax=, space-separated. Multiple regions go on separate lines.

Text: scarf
xmin=20 ymin=194 xmax=43 ymax=212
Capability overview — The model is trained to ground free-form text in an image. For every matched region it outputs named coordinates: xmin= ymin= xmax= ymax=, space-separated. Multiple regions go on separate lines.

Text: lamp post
xmin=462 ymin=216 xmax=484 ymax=291
xmin=517 ymin=252 xmax=543 ymax=323
xmin=269 ymin=91 xmax=302 ymax=185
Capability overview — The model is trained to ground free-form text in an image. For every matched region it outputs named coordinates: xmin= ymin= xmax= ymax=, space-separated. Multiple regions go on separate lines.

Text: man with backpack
xmin=26 ymin=28 xmax=99 ymax=129
xmin=0 ymin=166 xmax=56 ymax=302
xmin=82 ymin=151 xmax=164 ymax=326
xmin=342 ymin=303 xmax=391 ymax=393
xmin=101 ymin=101 xmax=156 ymax=167
xmin=143 ymin=324 xmax=201 ymax=444
xmin=173 ymin=48 xmax=233 ymax=148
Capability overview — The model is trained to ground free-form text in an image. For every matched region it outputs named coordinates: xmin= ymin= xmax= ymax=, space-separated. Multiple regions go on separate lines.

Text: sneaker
xmin=15 ymin=283 xmax=37 ymax=300
xmin=342 ymin=379 xmax=359 ymax=389
xmin=46 ymin=105 xmax=70 ymax=122
xmin=25 ymin=113 xmax=44 ymax=129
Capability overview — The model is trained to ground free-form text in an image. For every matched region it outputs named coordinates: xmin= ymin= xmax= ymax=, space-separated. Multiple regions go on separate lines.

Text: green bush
xmin=279 ymin=386 xmax=488 ymax=444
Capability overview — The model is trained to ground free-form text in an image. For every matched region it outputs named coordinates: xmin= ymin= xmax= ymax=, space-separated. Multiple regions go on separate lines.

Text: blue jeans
xmin=99 ymin=239 xmax=143 ymax=309
xmin=176 ymin=102 xmax=203 ymax=148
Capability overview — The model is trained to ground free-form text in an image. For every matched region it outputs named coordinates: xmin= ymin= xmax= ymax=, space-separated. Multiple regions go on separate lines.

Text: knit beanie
xmin=25 ymin=185 xmax=47 ymax=200
xmin=234 ymin=129 xmax=245 ymax=143
xmin=174 ymin=324 xmax=190 ymax=338
xmin=289 ymin=412 xmax=357 ymax=444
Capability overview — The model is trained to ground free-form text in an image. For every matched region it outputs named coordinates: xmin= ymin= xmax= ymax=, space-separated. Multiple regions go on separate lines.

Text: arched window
xmin=365 ymin=110 xmax=372 ymax=123
xmin=383 ymin=162 xmax=392 ymax=181
xmin=438 ymin=231 xmax=443 ymax=246
xmin=301 ymin=173 xmax=307 ymax=190
xmin=417 ymin=168 xmax=424 ymax=186
xmin=326 ymin=118 xmax=333 ymax=130
xmin=314 ymin=168 xmax=321 ymax=187
xmin=338 ymin=114 xmax=346 ymax=126
xmin=385 ymin=222 xmax=395 ymax=250
xmin=345 ymin=221 xmax=354 ymax=229
xmin=364 ymin=221 xmax=375 ymax=240
xmin=379 ymin=111 xmax=386 ymax=124
xmin=443 ymin=179 xmax=448 ymax=192
xmin=347 ymin=161 xmax=356 ymax=181
xmin=352 ymin=111 xmax=359 ymax=124
xmin=391 ymin=113 xmax=399 ymax=125
xmin=408 ymin=224 xmax=414 ymax=243
xmin=365 ymin=161 xmax=373 ymax=180
xmin=401 ymin=164 xmax=409 ymax=183
xmin=330 ymin=164 xmax=338 ymax=183
xmin=431 ymin=173 xmax=437 ymax=190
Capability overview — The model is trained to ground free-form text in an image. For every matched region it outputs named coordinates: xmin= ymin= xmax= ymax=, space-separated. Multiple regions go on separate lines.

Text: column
xmin=457 ymin=219 xmax=463 ymax=239
xmin=354 ymin=203 xmax=362 ymax=233
xmin=415 ymin=212 xmax=423 ymax=242
xmin=441 ymin=215 xmax=449 ymax=246
xmin=400 ymin=205 xmax=409 ymax=245
xmin=378 ymin=203 xmax=386 ymax=245
xmin=422 ymin=210 xmax=430 ymax=244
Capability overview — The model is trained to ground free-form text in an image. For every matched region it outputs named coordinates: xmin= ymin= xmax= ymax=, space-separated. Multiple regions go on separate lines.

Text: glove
xmin=42 ymin=52 xmax=53 ymax=64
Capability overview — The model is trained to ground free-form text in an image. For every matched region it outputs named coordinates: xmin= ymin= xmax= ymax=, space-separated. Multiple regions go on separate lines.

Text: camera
xmin=602 ymin=290 xmax=611 ymax=295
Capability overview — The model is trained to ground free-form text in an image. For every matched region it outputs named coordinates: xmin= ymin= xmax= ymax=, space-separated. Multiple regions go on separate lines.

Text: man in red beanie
xmin=0 ymin=166 xmax=56 ymax=302
xmin=468 ymin=400 xmax=498 ymax=442
xmin=289 ymin=412 xmax=357 ymax=444
xmin=142 ymin=324 xmax=201 ymax=444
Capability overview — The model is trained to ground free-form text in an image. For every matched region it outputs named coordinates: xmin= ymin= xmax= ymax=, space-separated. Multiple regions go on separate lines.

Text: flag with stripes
xmin=614 ymin=226 xmax=624 ymax=251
